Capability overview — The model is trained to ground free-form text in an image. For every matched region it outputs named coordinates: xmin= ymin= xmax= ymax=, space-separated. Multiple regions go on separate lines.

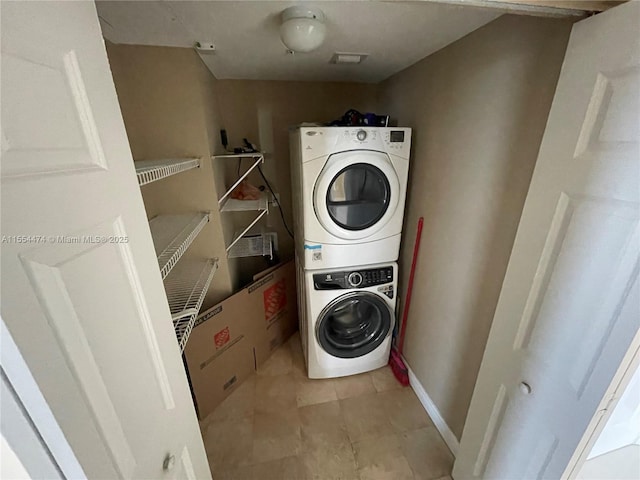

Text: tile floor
xmin=200 ymin=332 xmax=454 ymax=480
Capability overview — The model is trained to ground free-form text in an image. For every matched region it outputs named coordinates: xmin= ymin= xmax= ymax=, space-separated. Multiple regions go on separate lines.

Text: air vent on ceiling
xmin=330 ymin=52 xmax=368 ymax=65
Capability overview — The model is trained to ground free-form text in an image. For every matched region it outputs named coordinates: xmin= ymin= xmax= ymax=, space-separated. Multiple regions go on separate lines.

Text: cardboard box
xmin=184 ymin=286 xmax=255 ymax=420
xmin=185 ymin=261 xmax=297 ymax=420
xmin=249 ymin=261 xmax=298 ymax=367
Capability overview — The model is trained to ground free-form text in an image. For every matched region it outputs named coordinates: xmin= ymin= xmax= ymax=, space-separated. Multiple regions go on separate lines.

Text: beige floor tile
xmin=291 ymin=353 xmax=308 ymax=379
xmin=254 ymin=373 xmax=297 ymax=415
xmin=257 ymin=342 xmax=293 ymax=376
xmin=370 ymin=365 xmax=404 ymax=392
xmin=301 ymin=427 xmax=352 ymax=457
xmin=205 ymin=333 xmax=450 ymax=480
xmin=399 ymin=427 xmax=454 ymax=480
xmin=252 ymin=410 xmax=302 ymax=464
xmin=300 ymin=401 xmax=350 ymax=455
xmin=211 ymin=463 xmax=254 ymax=480
xmin=251 ymin=456 xmax=309 ymax=480
xmin=296 ymin=376 xmax=338 ymax=407
xmin=340 ymin=393 xmax=395 ymax=443
xmin=299 ymin=400 xmax=345 ymax=432
xmin=204 ymin=415 xmax=254 ymax=471
xmin=379 ymin=388 xmax=435 ymax=433
xmin=299 ymin=447 xmax=359 ymax=480
xmin=204 ymin=374 xmax=256 ymax=425
xmin=289 ymin=334 xmax=308 ymax=380
xmin=333 ymin=373 xmax=376 ymax=400
xmin=353 ymin=433 xmax=414 ymax=480
xmin=286 ymin=331 xmax=302 ymax=352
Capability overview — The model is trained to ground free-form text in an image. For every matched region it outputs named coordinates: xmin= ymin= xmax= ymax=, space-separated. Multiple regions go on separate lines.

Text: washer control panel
xmin=314 ymin=266 xmax=394 ymax=290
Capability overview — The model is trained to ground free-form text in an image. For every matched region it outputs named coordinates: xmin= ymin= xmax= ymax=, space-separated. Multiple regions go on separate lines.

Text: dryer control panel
xmin=297 ymin=127 xmax=411 ymax=161
xmin=313 ymin=266 xmax=394 ymax=290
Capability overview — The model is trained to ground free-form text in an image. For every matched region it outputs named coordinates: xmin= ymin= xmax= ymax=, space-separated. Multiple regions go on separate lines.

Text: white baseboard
xmin=407 ymin=364 xmax=460 ymax=457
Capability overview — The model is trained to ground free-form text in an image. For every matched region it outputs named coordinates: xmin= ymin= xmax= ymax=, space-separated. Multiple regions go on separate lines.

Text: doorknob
xmin=163 ymin=453 xmax=176 ymax=471
xmin=520 ymin=382 xmax=532 ymax=395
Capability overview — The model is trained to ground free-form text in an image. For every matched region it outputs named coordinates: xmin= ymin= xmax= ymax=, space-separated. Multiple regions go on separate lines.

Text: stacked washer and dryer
xmin=290 ymin=126 xmax=412 ymax=378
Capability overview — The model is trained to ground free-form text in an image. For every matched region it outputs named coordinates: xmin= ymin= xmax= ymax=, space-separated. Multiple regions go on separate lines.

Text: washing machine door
xmin=314 ymin=151 xmax=400 ymax=240
xmin=316 ymin=292 xmax=393 ymax=358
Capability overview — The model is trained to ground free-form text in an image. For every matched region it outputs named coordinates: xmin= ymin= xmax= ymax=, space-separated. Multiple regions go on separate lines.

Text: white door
xmin=453 ymin=2 xmax=640 ymax=479
xmin=1 ymin=2 xmax=210 ymax=479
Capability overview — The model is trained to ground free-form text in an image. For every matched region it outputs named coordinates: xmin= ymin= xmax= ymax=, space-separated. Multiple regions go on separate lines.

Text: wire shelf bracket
xmin=135 ymin=158 xmax=200 ymax=186
xmin=213 ymin=153 xmax=264 ymax=206
xmin=225 ymin=209 xmax=268 ymax=253
xmin=149 ymin=212 xmax=210 ymax=279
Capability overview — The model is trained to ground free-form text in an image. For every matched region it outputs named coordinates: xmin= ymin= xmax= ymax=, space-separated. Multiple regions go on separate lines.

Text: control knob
xmin=348 ymin=272 xmax=363 ymax=287
xmin=356 ymin=130 xmax=367 ymax=141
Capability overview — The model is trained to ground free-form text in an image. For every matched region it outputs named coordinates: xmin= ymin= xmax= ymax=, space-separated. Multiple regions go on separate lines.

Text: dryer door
xmin=316 ymin=292 xmax=393 ymax=358
xmin=314 ymin=151 xmax=400 ymax=240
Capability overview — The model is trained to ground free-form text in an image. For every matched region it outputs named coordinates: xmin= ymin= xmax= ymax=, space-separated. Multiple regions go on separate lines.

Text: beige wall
xmin=106 ymin=44 xmax=233 ymax=306
xmin=380 ymin=15 xmax=572 ymax=439
xmin=214 ymin=80 xmax=379 ymax=285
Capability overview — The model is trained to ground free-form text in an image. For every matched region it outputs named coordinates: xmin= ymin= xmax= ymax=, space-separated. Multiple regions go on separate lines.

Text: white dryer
xmin=301 ymin=262 xmax=397 ymax=379
xmin=290 ymin=127 xmax=411 ymax=270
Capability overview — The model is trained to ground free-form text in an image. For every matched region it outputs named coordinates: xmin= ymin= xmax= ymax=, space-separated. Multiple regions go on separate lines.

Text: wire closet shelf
xmin=164 ymin=258 xmax=218 ymax=352
xmin=149 ymin=212 xmax=210 ymax=279
xmin=135 ymin=158 xmax=200 ymax=186
xmin=228 ymin=231 xmax=275 ymax=259
xmin=220 ymin=192 xmax=269 ymax=212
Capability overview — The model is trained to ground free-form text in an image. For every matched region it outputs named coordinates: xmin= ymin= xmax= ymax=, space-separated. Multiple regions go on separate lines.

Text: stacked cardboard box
xmin=185 ymin=261 xmax=297 ymax=420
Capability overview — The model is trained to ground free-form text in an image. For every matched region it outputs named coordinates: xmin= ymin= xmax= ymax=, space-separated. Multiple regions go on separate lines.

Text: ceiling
xmin=96 ymin=1 xmax=501 ymax=83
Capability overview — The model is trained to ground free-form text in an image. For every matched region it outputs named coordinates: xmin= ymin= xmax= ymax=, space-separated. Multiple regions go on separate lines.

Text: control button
xmin=348 ymin=272 xmax=363 ymax=287
xmin=356 ymin=130 xmax=367 ymax=141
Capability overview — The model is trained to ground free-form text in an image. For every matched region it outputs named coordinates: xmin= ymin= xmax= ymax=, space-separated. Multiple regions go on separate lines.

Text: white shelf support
xmin=164 ymin=258 xmax=218 ymax=352
xmin=225 ymin=209 xmax=268 ymax=252
xmin=213 ymin=152 xmax=275 ymax=259
xmin=214 ymin=153 xmax=264 ymax=206
xmin=149 ymin=212 xmax=210 ymax=279
xmin=135 ymin=158 xmax=200 ymax=186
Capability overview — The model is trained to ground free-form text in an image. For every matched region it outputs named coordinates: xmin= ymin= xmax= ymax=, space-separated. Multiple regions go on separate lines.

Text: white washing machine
xmin=301 ymin=262 xmax=397 ymax=379
xmin=290 ymin=127 xmax=411 ymax=270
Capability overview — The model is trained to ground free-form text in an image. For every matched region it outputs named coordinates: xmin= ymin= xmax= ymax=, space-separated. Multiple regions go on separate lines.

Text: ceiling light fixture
xmin=279 ymin=6 xmax=326 ymax=53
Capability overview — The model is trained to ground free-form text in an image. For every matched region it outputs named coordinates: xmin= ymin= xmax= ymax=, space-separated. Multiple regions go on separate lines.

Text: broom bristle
xmin=389 ymin=349 xmax=410 ymax=386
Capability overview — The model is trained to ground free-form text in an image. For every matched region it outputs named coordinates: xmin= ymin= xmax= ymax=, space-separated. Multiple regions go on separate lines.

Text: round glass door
xmin=326 ymin=163 xmax=391 ymax=231
xmin=316 ymin=292 xmax=392 ymax=358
